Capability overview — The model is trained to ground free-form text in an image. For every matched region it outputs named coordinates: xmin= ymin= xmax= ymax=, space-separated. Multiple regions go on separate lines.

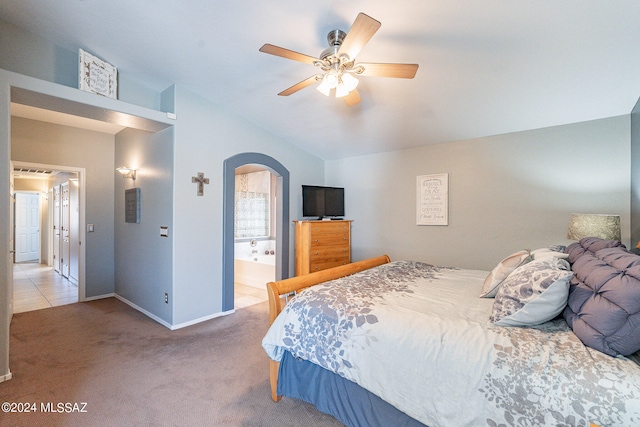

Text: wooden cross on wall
xmin=191 ymin=172 xmax=210 ymax=196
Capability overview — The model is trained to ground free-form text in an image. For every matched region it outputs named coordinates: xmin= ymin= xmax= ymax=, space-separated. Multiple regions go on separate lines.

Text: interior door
xmin=14 ymin=192 xmax=40 ymax=263
xmin=69 ymin=181 xmax=79 ymax=284
xmin=61 ymin=182 xmax=70 ymax=278
xmin=52 ymin=184 xmax=60 ymax=272
xmin=9 ymin=161 xmax=14 ymax=316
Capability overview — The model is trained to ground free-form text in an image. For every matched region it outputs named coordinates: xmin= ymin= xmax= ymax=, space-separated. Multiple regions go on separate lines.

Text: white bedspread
xmin=262 ymin=261 xmax=640 ymax=427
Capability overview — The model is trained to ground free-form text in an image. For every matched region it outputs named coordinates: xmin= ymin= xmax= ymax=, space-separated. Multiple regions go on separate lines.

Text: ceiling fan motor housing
xmin=320 ymin=29 xmax=346 ymax=60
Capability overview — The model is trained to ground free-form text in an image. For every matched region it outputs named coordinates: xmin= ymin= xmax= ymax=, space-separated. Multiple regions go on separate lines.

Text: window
xmin=234 ymin=171 xmax=271 ymax=238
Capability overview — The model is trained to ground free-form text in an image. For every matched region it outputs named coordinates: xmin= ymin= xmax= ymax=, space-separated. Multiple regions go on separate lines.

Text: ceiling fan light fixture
xmin=335 ymin=83 xmax=349 ymax=98
xmin=335 ymin=73 xmax=359 ymax=98
xmin=316 ymin=79 xmax=331 ymax=96
xmin=324 ymin=69 xmax=339 ymax=88
xmin=341 ymin=72 xmax=359 ymax=92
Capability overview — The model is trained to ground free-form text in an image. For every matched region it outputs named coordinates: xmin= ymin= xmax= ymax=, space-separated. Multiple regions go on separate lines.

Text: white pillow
xmin=490 ymin=258 xmax=573 ymax=327
xmin=479 ymin=250 xmax=530 ymax=298
xmin=530 ymin=247 xmax=569 ymax=260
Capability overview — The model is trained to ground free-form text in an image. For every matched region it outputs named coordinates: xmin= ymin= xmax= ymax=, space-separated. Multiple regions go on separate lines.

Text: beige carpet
xmin=0 ymin=298 xmax=345 ymax=427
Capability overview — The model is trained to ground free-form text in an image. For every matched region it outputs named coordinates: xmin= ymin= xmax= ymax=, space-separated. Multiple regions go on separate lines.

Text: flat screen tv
xmin=302 ymin=185 xmax=345 ymax=219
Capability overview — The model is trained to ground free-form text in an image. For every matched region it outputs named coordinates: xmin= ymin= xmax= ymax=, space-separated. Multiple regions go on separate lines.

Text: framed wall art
xmin=125 ymin=188 xmax=141 ymax=223
xmin=416 ymin=173 xmax=448 ymax=226
xmin=79 ymin=48 xmax=118 ymax=99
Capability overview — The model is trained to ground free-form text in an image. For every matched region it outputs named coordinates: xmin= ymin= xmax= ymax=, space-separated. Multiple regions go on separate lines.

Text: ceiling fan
xmin=259 ymin=13 xmax=419 ymax=106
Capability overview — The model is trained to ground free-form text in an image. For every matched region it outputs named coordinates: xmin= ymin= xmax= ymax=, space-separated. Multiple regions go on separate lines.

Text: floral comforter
xmin=262 ymin=261 xmax=640 ymax=427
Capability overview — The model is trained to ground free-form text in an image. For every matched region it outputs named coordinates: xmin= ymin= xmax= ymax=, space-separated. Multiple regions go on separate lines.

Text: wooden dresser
xmin=294 ymin=220 xmax=351 ymax=276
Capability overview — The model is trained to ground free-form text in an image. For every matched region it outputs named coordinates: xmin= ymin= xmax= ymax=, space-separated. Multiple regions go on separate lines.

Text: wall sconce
xmin=566 ymin=213 xmax=621 ymax=241
xmin=116 ymin=166 xmax=136 ymax=181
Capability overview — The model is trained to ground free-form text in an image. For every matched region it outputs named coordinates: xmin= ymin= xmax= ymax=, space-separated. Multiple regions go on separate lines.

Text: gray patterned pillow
xmin=480 ymin=250 xmax=530 ymax=298
xmin=490 ymin=258 xmax=573 ymax=326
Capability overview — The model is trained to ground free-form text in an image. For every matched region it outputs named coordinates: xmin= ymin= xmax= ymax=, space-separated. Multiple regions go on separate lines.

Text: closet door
xmin=9 ymin=161 xmax=14 ymax=316
xmin=69 ymin=181 xmax=79 ymax=284
xmin=52 ymin=185 xmax=61 ymax=273
xmin=61 ymin=182 xmax=70 ymax=278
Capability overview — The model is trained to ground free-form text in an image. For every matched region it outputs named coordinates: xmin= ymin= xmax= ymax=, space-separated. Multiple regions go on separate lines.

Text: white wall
xmin=326 ymin=116 xmax=631 ymax=271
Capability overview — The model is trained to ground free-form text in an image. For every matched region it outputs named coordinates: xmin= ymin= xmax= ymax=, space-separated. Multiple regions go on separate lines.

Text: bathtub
xmin=234 ymin=255 xmax=275 ymax=289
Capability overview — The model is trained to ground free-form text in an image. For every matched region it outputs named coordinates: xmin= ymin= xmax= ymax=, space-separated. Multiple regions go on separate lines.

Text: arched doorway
xmin=222 ymin=153 xmax=290 ymax=312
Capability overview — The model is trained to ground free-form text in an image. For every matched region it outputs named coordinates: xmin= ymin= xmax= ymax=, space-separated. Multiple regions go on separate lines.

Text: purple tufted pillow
xmin=565 ymin=237 xmax=626 ymax=263
xmin=563 ymin=238 xmax=640 ymax=356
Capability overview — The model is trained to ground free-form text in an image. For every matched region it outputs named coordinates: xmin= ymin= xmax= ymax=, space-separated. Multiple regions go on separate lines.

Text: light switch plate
xmin=160 ymin=226 xmax=169 ymax=237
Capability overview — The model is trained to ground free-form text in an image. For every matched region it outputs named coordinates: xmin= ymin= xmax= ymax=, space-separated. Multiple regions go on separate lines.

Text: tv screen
xmin=302 ymin=185 xmax=345 ymax=218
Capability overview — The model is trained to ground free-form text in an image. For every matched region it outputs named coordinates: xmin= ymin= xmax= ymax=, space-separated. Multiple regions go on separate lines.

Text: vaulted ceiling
xmin=2 ymin=1 xmax=640 ymax=160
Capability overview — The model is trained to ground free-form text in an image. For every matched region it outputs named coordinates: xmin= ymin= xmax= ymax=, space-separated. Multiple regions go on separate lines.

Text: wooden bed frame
xmin=266 ymin=254 xmax=391 ymax=402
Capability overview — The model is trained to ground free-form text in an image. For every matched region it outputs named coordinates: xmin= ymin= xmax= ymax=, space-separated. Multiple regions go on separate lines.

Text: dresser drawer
xmin=309 ymin=231 xmax=349 ymax=247
xmin=308 ymin=222 xmax=349 ymax=235
xmin=309 ymin=257 xmax=350 ymax=272
xmin=309 ymin=245 xmax=350 ymax=261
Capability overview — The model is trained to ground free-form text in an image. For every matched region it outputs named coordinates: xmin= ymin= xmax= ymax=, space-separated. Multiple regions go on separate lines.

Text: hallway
xmin=12 ymin=263 xmax=267 ymax=314
xmin=12 ymin=262 xmax=77 ymax=313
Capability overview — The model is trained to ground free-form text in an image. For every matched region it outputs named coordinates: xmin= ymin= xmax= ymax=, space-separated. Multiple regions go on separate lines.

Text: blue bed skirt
xmin=278 ymin=351 xmax=427 ymax=427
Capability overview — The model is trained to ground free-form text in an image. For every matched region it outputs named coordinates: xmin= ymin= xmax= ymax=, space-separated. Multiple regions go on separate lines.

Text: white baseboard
xmin=85 ymin=293 xmax=234 ymax=331
xmin=170 ymin=309 xmax=234 ymax=330
xmin=113 ymin=295 xmax=173 ymax=329
xmin=83 ymin=293 xmax=115 ymax=302
xmin=0 ymin=371 xmax=12 ymax=383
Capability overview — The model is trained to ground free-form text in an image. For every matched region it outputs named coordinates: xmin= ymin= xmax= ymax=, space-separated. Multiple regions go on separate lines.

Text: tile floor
xmin=12 ymin=262 xmax=268 ymax=314
xmin=234 ymin=282 xmax=269 ymax=309
xmin=12 ymin=262 xmax=78 ymax=313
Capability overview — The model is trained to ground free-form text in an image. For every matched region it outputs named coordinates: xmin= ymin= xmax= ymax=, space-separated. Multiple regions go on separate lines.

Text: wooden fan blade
xmin=356 ymin=63 xmax=419 ymax=79
xmin=259 ymin=44 xmax=317 ymax=65
xmin=277 ymin=75 xmax=320 ymax=96
xmin=343 ymin=89 xmax=362 ymax=106
xmin=338 ymin=13 xmax=381 ymax=60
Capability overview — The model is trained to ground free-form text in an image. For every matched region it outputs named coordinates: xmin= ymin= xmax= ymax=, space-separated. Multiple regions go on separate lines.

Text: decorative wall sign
xmin=79 ymin=48 xmax=118 ymax=99
xmin=125 ymin=188 xmax=141 ymax=223
xmin=416 ymin=173 xmax=448 ymax=226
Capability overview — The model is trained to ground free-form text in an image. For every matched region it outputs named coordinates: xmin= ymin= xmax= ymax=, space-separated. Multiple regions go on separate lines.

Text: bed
xmin=262 ymin=240 xmax=640 ymax=427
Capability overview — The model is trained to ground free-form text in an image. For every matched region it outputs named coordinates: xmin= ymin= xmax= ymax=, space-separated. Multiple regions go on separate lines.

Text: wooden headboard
xmin=266 ymin=254 xmax=391 ymax=325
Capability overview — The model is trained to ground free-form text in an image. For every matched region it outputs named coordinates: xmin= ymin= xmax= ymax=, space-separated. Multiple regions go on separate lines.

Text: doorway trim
xmin=222 ymin=153 xmax=290 ymax=312
xmin=12 ymin=161 xmax=86 ymax=302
